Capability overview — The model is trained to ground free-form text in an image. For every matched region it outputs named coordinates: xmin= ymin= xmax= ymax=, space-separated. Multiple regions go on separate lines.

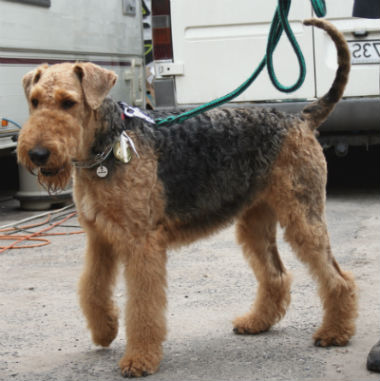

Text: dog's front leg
xmin=119 ymin=229 xmax=168 ymax=378
xmin=79 ymin=228 xmax=119 ymax=347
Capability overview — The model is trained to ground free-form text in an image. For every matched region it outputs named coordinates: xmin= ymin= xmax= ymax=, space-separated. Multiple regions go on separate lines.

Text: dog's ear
xmin=74 ymin=62 xmax=118 ymax=110
xmin=22 ymin=64 xmax=48 ymax=98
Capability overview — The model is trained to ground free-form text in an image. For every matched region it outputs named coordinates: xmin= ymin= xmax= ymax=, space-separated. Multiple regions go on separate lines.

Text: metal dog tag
xmin=113 ymin=131 xmax=139 ymax=164
xmin=113 ymin=140 xmax=132 ymax=163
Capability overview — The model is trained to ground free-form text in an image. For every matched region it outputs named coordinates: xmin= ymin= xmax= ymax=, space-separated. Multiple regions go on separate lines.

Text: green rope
xmin=156 ymin=0 xmax=326 ymax=126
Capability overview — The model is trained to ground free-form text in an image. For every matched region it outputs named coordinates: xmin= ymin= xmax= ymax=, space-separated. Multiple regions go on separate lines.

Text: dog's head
xmin=17 ymin=62 xmax=117 ymax=191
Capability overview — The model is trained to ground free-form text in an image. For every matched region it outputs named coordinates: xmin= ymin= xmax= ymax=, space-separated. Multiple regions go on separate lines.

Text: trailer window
xmin=5 ymin=0 xmax=51 ymax=7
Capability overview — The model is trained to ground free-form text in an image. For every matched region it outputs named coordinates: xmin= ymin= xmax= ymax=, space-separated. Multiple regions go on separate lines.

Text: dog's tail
xmin=301 ymin=18 xmax=350 ymax=130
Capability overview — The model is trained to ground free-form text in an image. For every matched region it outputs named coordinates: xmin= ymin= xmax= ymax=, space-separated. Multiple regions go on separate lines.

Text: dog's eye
xmin=61 ymin=99 xmax=76 ymax=110
xmin=31 ymin=98 xmax=39 ymax=108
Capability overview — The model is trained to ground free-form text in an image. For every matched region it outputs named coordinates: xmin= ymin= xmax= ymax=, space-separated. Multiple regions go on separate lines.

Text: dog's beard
xmin=36 ymin=163 xmax=73 ymax=194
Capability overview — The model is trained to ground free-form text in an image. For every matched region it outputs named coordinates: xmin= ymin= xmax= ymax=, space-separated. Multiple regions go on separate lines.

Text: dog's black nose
xmin=28 ymin=146 xmax=50 ymax=166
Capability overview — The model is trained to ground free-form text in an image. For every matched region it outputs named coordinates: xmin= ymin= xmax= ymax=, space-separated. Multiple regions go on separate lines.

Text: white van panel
xmin=315 ymin=0 xmax=380 ymax=98
xmin=170 ymin=0 xmax=315 ymax=105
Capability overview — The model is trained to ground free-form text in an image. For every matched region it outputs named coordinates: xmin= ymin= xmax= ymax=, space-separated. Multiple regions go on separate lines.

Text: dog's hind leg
xmin=233 ymin=201 xmax=292 ymax=334
xmin=265 ymin=132 xmax=358 ymax=346
xmin=281 ymin=205 xmax=357 ymax=346
xmin=78 ymin=228 xmax=119 ymax=347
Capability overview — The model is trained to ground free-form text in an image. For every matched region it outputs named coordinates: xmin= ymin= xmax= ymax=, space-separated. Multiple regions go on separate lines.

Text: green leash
xmin=156 ymin=0 xmax=326 ymax=126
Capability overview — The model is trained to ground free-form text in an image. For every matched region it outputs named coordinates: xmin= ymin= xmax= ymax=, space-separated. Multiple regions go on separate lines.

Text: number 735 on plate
xmin=348 ymin=40 xmax=380 ymax=64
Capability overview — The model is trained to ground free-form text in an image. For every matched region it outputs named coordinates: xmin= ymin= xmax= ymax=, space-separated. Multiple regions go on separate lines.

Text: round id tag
xmin=96 ymin=165 xmax=108 ymax=178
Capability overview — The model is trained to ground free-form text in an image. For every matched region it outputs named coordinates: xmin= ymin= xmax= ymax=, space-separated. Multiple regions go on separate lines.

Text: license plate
xmin=348 ymin=40 xmax=380 ymax=64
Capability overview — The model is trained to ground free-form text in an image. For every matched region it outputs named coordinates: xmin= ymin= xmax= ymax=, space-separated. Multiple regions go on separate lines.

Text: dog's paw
xmin=91 ymin=312 xmax=119 ymax=347
xmin=313 ymin=327 xmax=353 ymax=347
xmin=119 ymin=352 xmax=161 ymax=378
xmin=313 ymin=331 xmax=351 ymax=347
xmin=233 ymin=315 xmax=271 ymax=335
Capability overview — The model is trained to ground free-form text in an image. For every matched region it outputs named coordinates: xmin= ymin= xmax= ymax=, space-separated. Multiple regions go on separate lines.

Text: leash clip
xmin=119 ymin=102 xmax=155 ymax=125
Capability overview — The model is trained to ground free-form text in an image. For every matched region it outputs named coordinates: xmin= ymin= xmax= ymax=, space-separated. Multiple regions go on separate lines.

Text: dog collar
xmin=72 ymin=145 xmax=113 ymax=170
xmin=72 ymin=132 xmax=139 ymax=178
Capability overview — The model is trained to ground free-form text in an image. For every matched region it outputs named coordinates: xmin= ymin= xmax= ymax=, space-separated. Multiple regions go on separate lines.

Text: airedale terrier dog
xmin=18 ymin=19 xmax=357 ymax=377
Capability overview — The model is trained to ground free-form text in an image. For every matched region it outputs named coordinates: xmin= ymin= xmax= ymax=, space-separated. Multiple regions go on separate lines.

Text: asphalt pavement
xmin=0 ymin=185 xmax=379 ymax=381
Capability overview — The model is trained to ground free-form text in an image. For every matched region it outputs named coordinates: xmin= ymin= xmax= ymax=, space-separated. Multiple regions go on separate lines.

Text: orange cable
xmin=0 ymin=215 xmax=52 ymax=234
xmin=0 ymin=212 xmax=83 ymax=253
